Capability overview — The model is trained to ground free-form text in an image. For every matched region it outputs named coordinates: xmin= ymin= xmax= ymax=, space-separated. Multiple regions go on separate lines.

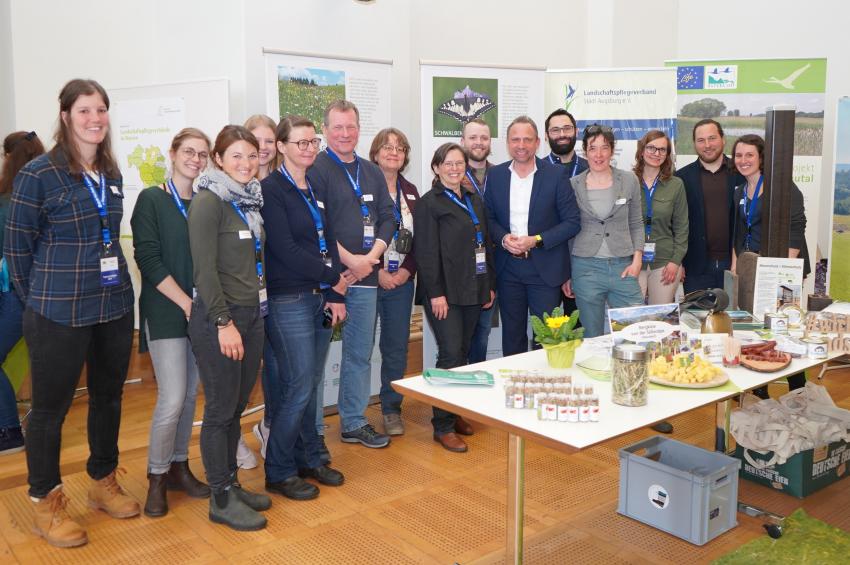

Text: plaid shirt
xmin=3 ymin=151 xmax=133 ymax=327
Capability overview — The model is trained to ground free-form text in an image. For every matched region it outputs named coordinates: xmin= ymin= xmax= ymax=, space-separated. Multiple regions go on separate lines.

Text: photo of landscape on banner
xmin=830 ymin=97 xmax=850 ymax=301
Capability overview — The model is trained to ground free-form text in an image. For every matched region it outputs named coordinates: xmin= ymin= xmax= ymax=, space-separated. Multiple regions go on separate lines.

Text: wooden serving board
xmin=649 ymin=372 xmax=729 ymax=389
xmin=740 ymin=354 xmax=792 ymax=373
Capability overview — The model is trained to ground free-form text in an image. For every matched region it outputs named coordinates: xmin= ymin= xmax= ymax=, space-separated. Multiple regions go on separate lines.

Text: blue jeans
xmin=376 ymin=280 xmax=414 ymax=414
xmin=468 ymin=299 xmax=496 ymax=364
xmin=683 ymin=258 xmax=731 ymax=294
xmin=263 ymin=292 xmax=331 ymax=482
xmin=0 ymin=291 xmax=24 ymax=429
xmin=571 ymin=256 xmax=644 ymax=338
xmin=338 ymin=286 xmax=377 ymax=433
xmin=261 ymin=338 xmax=279 ymax=426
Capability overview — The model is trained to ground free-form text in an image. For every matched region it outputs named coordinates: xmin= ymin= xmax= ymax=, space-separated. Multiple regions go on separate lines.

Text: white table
xmin=393 ymin=343 xmax=843 ymax=564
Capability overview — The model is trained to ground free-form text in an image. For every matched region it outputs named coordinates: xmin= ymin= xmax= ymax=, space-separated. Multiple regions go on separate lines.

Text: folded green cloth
xmin=423 ymin=369 xmax=495 ymax=386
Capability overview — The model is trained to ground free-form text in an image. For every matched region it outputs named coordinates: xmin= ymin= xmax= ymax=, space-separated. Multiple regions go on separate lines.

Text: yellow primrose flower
xmin=545 ymin=315 xmax=569 ymax=330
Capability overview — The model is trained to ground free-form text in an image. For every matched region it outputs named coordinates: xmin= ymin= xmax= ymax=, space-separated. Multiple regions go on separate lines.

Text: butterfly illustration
xmin=437 ymin=85 xmax=496 ymax=124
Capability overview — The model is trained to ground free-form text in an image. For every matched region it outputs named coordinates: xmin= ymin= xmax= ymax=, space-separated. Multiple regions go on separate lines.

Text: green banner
xmin=666 ymin=58 xmax=827 ymax=94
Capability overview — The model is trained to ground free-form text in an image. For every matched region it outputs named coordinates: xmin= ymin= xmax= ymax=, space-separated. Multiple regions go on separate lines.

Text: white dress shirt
xmin=508 ymin=160 xmax=537 ymax=236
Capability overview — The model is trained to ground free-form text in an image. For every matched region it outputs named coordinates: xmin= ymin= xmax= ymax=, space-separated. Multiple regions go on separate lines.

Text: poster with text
xmin=264 ymin=52 xmax=392 ymax=157
xmin=544 ymin=68 xmax=677 ymax=169
xmin=829 ymin=97 xmax=850 ymax=300
xmin=419 ymin=63 xmax=545 ymax=197
xmin=666 ymin=58 xmax=827 ymax=288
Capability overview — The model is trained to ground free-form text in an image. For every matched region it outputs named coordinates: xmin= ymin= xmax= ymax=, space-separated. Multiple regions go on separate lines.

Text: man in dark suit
xmin=675 ymin=119 xmax=742 ymax=293
xmin=484 ymin=116 xmax=581 ymax=356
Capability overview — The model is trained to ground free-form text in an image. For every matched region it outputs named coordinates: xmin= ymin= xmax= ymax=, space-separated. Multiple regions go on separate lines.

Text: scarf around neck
xmin=198 ymin=168 xmax=264 ymax=239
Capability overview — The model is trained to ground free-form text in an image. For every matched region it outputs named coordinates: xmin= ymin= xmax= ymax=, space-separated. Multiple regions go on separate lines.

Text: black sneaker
xmin=298 ymin=465 xmax=345 ymax=487
xmin=340 ymin=424 xmax=390 ymax=448
xmin=318 ymin=435 xmax=331 ymax=464
xmin=0 ymin=426 xmax=24 ymax=456
xmin=265 ymin=476 xmax=319 ymax=501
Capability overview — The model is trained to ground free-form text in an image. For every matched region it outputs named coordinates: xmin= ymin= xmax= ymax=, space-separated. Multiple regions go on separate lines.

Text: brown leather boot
xmin=32 ymin=486 xmax=88 ymax=548
xmin=88 ymin=469 xmax=141 ymax=519
xmin=454 ymin=415 xmax=474 ymax=436
xmin=433 ymin=432 xmax=468 ymax=453
xmin=144 ymin=473 xmax=168 ymax=517
xmin=167 ymin=461 xmax=210 ymax=498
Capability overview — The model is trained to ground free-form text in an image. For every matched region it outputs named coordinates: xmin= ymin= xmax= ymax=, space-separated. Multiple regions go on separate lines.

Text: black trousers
xmin=23 ymin=308 xmax=133 ymax=498
xmin=188 ymin=300 xmax=264 ymax=494
xmin=423 ymin=301 xmax=481 ymax=435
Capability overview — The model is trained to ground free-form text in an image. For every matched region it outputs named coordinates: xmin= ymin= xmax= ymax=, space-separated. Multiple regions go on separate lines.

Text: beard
xmin=550 ymin=137 xmax=576 ymax=156
xmin=467 ymin=145 xmax=491 ymax=162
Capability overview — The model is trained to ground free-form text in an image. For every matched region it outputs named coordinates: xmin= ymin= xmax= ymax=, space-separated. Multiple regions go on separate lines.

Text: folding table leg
xmin=714 ymin=398 xmax=733 ymax=453
xmin=506 ymin=433 xmax=525 ymax=565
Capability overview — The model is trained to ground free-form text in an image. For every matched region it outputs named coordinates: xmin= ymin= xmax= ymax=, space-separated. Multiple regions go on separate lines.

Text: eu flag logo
xmin=677 ymin=66 xmax=704 ymax=90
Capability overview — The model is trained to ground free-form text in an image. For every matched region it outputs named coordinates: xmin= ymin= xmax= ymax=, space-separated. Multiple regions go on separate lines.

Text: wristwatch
xmin=214 ymin=314 xmax=232 ymax=328
xmin=535 ymin=234 xmax=544 ymax=249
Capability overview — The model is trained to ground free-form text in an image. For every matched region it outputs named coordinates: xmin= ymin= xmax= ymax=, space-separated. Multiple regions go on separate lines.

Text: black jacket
xmin=414 ymin=182 xmax=495 ymax=306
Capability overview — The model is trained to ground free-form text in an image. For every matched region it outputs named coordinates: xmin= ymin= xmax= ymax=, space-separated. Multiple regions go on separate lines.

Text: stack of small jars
xmin=502 ymin=370 xmax=599 ymax=423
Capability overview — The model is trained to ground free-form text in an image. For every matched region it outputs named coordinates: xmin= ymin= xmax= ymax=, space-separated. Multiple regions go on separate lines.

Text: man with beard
xmin=544 ymin=109 xmax=587 ymax=319
xmin=544 ymin=109 xmax=588 ymax=177
xmin=484 ymin=116 xmax=581 ymax=356
xmin=675 ymin=119 xmax=741 ymax=292
xmin=460 ymin=119 xmax=498 ymax=364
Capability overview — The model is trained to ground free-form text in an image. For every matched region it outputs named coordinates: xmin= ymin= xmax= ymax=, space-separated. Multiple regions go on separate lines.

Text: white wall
xmin=0 ymin=0 xmax=15 ymax=136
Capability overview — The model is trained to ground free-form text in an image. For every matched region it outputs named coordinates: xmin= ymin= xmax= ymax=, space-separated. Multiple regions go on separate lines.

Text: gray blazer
xmin=570 ymin=168 xmax=644 ymax=258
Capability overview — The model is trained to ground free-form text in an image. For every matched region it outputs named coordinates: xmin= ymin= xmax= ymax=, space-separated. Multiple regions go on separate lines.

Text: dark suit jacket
xmin=484 ymin=158 xmax=581 ymax=287
xmin=675 ymin=157 xmax=742 ymax=276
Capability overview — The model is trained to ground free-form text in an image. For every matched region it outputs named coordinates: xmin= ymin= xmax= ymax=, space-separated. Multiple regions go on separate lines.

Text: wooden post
xmin=761 ymin=105 xmax=796 ymax=259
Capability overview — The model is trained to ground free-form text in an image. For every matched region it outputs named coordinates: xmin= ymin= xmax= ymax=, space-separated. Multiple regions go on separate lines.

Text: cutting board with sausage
xmin=740 ymin=340 xmax=792 ymax=372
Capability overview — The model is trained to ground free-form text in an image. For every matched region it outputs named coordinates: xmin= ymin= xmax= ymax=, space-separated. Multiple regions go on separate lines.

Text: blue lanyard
xmin=325 ymin=148 xmax=371 ymax=221
xmin=230 ymin=202 xmax=264 ymax=282
xmin=465 ymin=169 xmax=486 ymax=197
xmin=642 ymin=175 xmax=660 ymax=238
xmin=390 ymin=180 xmax=404 ymax=242
xmin=81 ymin=172 xmax=111 ymax=247
xmin=548 ymin=153 xmax=580 ymax=178
xmin=742 ymin=175 xmax=764 ymax=249
xmin=279 ymin=164 xmax=328 ymax=256
xmin=166 ymin=179 xmax=190 ymax=219
xmin=443 ymin=189 xmax=484 ymax=247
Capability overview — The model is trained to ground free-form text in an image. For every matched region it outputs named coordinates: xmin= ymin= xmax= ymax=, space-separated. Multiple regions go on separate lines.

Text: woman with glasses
xmin=187 ymin=125 xmax=271 ymax=531
xmin=5 ymin=79 xmax=139 ymax=548
xmin=566 ymin=125 xmax=644 ymax=337
xmin=632 ymin=130 xmax=688 ymax=305
xmin=368 ymin=128 xmax=419 ymax=437
xmin=132 ymin=128 xmax=212 ymax=517
xmin=260 ymin=116 xmax=347 ymax=501
xmin=414 ymin=143 xmax=495 ymax=453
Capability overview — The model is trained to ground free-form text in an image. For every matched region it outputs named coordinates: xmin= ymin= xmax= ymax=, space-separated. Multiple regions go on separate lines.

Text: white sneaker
xmin=236 ymin=436 xmax=258 ymax=469
xmin=252 ymin=420 xmax=270 ymax=460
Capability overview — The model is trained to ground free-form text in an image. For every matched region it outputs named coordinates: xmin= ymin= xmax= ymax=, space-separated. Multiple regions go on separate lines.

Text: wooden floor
xmin=1 ymin=364 xmax=849 ymax=564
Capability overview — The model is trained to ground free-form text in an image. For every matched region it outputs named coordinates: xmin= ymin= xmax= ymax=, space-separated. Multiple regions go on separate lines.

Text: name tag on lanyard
xmin=363 ymin=222 xmax=375 ymax=250
xmin=475 ymin=246 xmax=487 ymax=275
xmin=642 ymin=242 xmax=656 ymax=263
xmin=387 ymin=249 xmax=400 ymax=273
xmin=100 ymin=252 xmax=120 ymax=287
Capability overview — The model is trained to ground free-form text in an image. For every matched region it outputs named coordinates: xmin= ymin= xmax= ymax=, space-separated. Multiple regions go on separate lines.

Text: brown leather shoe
xmin=88 ymin=469 xmax=140 ymax=519
xmin=433 ymin=432 xmax=468 ymax=453
xmin=144 ymin=473 xmax=168 ymax=517
xmin=32 ymin=486 xmax=88 ymax=548
xmin=454 ymin=415 xmax=474 ymax=436
xmin=167 ymin=461 xmax=210 ymax=498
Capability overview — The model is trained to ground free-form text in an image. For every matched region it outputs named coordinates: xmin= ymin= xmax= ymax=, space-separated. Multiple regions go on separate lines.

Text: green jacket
xmin=131 ymin=185 xmax=194 ymax=352
xmin=640 ymin=176 xmax=689 ymax=269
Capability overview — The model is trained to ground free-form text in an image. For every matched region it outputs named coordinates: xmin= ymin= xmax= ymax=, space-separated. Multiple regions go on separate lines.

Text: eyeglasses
xmin=644 ymin=145 xmax=668 ymax=156
xmin=287 ymin=138 xmax=322 ymax=151
xmin=583 ymin=124 xmax=613 ymax=136
xmin=548 ymin=125 xmax=575 ymax=137
xmin=181 ymin=147 xmax=209 ymax=161
xmin=380 ymin=144 xmax=408 ymax=154
xmin=441 ymin=161 xmax=466 ymax=170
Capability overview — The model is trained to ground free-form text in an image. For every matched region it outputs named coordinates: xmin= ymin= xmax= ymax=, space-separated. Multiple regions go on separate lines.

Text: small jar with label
xmin=567 ymin=395 xmax=580 ymax=422
xmin=512 ymin=383 xmax=525 ymax=409
xmin=578 ymin=396 xmax=591 ymax=422
xmin=557 ymin=396 xmax=570 ymax=422
xmin=589 ymin=392 xmax=600 ymax=422
xmin=504 ymin=385 xmax=514 ymax=408
xmin=612 ymin=344 xmax=649 ymax=407
xmin=543 ymin=396 xmax=557 ymax=421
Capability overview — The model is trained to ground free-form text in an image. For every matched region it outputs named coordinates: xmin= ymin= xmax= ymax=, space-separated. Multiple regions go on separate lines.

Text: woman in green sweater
xmin=633 ymin=130 xmax=688 ymax=305
xmin=131 ymin=128 xmax=212 ymax=517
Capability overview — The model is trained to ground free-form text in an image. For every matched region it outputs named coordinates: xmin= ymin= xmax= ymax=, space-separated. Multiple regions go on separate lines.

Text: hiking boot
xmin=88 ymin=469 xmax=140 ymax=519
xmin=382 ymin=413 xmax=405 ymax=436
xmin=340 ymin=424 xmax=390 ymax=448
xmin=266 ymin=476 xmax=319 ymax=501
xmin=32 ymin=486 xmax=88 ymax=548
xmin=232 ymin=482 xmax=272 ymax=511
xmin=298 ymin=465 xmax=344 ymax=487
xmin=236 ymin=437 xmax=258 ymax=469
xmin=144 ymin=473 xmax=168 ymax=517
xmin=318 ymin=435 xmax=331 ymax=464
xmin=166 ymin=461 xmax=210 ymax=498
xmin=209 ymin=489 xmax=266 ymax=531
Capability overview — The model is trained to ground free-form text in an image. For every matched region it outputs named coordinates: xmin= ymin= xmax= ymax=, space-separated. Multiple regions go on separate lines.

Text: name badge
xmin=642 ymin=242 xmax=656 ymax=263
xmin=405 ymin=193 xmax=417 ymax=200
xmin=387 ymin=250 xmax=400 ymax=273
xmin=317 ymin=200 xmax=325 ymax=209
xmin=363 ymin=224 xmax=375 ymax=249
xmin=259 ymin=287 xmax=268 ymax=317
xmin=110 ymin=185 xmax=121 ymax=196
xmin=362 ymin=194 xmax=374 ymax=202
xmin=320 ymin=256 xmax=333 ymax=289
xmin=100 ymin=254 xmax=120 ymax=287
xmin=239 ymin=230 xmax=252 ymax=240
xmin=475 ymin=246 xmax=487 ymax=275
xmin=615 ymin=198 xmax=627 ymax=205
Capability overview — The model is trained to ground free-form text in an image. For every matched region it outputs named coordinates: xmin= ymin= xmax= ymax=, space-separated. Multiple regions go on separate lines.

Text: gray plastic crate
xmin=618 ymin=436 xmax=740 ymax=545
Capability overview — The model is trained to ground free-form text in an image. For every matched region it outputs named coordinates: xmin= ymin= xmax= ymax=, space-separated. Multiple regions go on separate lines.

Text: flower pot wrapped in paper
xmin=530 ymin=308 xmax=584 ymax=368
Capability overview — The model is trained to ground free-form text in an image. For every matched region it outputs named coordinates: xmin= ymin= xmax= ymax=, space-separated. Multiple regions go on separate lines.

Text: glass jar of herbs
xmin=612 ymin=344 xmax=648 ymax=407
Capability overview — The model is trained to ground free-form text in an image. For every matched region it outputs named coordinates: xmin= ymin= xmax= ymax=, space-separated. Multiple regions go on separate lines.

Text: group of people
xmin=0 ymin=77 xmax=810 ymax=547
